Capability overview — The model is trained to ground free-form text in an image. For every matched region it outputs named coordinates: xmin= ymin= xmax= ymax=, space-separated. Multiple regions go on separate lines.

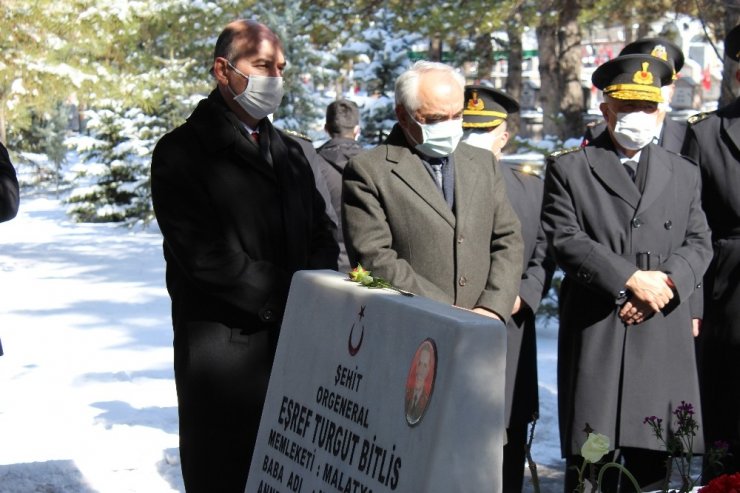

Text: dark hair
xmin=325 ymin=99 xmax=360 ymax=138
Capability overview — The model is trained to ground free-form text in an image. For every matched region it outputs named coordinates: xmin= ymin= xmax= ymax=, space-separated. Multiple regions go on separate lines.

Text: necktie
xmin=623 ymin=160 xmax=637 ymax=182
xmin=430 ymin=162 xmax=443 ymax=190
xmin=251 ymin=131 xmax=260 ymax=143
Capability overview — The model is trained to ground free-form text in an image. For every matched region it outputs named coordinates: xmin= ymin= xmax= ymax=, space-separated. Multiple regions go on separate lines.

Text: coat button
xmin=457 ymin=235 xmax=464 ymax=244
xmin=262 ymin=309 xmax=273 ymax=321
xmin=631 ymin=217 xmax=642 ymax=228
xmin=664 ymin=220 xmax=672 ymax=230
xmin=458 ymin=276 xmax=467 ymax=286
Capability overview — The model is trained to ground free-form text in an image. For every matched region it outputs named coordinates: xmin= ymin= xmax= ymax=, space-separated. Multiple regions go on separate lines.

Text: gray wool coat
xmin=342 ymin=124 xmax=523 ymax=322
xmin=542 ymin=132 xmax=712 ymax=457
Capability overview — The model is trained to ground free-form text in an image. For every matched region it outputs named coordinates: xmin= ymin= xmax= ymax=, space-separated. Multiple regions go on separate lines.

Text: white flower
xmin=581 ymin=432 xmax=610 ymax=463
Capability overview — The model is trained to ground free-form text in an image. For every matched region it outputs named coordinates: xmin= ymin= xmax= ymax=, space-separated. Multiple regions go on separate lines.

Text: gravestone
xmin=672 ymin=76 xmax=698 ymax=111
xmin=245 ymin=270 xmax=507 ymax=493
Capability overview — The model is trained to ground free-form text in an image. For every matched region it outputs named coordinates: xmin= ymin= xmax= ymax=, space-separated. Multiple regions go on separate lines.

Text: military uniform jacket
xmin=683 ymin=99 xmax=740 ymax=451
xmin=542 ymin=132 xmax=712 ymax=456
xmin=342 ymin=124 xmax=523 ymax=321
xmin=684 ymin=99 xmax=740 ymax=341
xmin=502 ymin=166 xmax=554 ymax=426
xmin=151 ymin=89 xmax=338 ymax=334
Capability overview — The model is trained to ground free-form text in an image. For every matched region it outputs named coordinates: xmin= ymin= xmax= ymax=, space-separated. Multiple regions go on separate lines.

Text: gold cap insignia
xmin=650 ymin=45 xmax=668 ymax=62
xmin=466 ymin=90 xmax=485 ymax=111
xmin=633 ymin=62 xmax=654 ymax=85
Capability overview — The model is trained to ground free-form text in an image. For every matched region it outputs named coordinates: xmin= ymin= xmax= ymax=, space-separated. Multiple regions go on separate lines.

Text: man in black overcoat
xmin=150 ymin=20 xmax=338 ymax=493
xmin=461 ymin=85 xmax=554 ymax=492
xmin=543 ymin=55 xmax=712 ymax=492
xmin=683 ymin=23 xmax=740 ymax=479
xmin=583 ymin=38 xmax=704 ymax=334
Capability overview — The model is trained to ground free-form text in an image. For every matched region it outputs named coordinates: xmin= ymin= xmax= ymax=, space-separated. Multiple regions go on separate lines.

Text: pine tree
xmin=350 ymin=9 xmax=421 ymax=144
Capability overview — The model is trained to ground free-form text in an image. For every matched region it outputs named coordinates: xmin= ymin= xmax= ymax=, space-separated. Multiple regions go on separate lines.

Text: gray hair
xmin=394 ymin=61 xmax=466 ymax=112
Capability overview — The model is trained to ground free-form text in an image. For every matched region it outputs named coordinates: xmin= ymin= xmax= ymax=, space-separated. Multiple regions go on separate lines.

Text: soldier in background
xmin=461 ymin=85 xmax=554 ymax=492
xmin=683 ymin=23 xmax=740 ymax=479
xmin=317 ymin=99 xmax=364 ymax=273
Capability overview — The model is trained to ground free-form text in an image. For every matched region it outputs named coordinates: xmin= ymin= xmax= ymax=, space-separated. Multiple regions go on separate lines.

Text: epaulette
xmin=547 ymin=146 xmax=581 ymax=160
xmin=511 ymin=163 xmax=544 ymax=178
xmin=283 ymin=128 xmax=313 ymax=142
xmin=687 ymin=111 xmax=714 ymax=126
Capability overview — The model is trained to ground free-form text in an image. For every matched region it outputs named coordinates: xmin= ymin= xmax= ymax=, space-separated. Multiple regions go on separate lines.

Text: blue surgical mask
xmin=407 ymin=110 xmax=463 ymax=158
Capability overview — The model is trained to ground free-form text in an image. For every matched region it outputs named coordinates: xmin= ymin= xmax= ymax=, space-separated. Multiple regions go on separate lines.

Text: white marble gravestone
xmin=245 ymin=270 xmax=507 ymax=493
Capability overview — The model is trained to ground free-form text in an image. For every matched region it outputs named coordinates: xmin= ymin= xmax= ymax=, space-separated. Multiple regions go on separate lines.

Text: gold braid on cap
xmin=462 ymin=118 xmax=505 ymax=129
xmin=603 ymin=83 xmax=663 ymax=103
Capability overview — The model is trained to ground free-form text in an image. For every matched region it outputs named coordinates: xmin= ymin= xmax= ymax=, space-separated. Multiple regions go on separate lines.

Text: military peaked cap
xmin=619 ymin=37 xmax=684 ymax=79
xmin=462 ymin=85 xmax=520 ymax=129
xmin=592 ymin=54 xmax=673 ymax=103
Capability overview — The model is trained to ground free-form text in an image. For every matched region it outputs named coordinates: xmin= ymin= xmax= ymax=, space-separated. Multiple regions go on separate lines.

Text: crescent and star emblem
xmin=348 ymin=305 xmax=365 ymax=356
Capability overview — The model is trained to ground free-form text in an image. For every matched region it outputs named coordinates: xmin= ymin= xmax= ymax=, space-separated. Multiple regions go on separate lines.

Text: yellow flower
xmin=581 ymin=432 xmax=610 ymax=463
xmin=349 ymin=264 xmax=371 ymax=283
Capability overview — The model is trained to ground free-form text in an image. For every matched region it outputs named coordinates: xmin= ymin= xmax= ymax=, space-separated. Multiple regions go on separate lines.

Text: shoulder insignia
xmin=687 ymin=111 xmax=714 ymax=126
xmin=283 ymin=128 xmax=313 ymax=142
xmin=511 ymin=163 xmax=544 ymax=178
xmin=547 ymin=146 xmax=581 ymax=160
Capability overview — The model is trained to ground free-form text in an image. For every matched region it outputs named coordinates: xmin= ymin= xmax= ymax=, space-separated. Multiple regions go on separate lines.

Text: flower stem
xmin=596 ymin=462 xmax=642 ymax=493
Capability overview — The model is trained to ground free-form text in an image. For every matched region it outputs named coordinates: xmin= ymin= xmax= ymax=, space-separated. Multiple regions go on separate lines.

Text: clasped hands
xmin=619 ymin=270 xmax=674 ymax=325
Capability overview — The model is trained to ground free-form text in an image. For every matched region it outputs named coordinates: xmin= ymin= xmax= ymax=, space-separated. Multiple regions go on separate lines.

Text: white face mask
xmin=462 ymin=130 xmax=497 ymax=152
xmin=611 ymin=110 xmax=658 ymax=151
xmin=407 ymin=110 xmax=463 ymax=158
xmin=228 ymin=62 xmax=284 ymax=120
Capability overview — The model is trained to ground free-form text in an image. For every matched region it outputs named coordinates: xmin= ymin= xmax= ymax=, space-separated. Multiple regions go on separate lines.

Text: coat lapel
xmin=452 ymin=144 xmax=481 ymax=227
xmin=586 ymin=133 xmax=641 ymax=209
xmin=636 ymin=143 xmax=671 ymax=214
xmin=723 ymin=115 xmax=740 ymax=159
xmin=386 ymin=126 xmax=456 ymax=227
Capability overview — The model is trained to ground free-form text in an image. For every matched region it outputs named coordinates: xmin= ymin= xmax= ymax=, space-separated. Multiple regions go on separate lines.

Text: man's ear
xmin=212 ymin=57 xmax=230 ymax=86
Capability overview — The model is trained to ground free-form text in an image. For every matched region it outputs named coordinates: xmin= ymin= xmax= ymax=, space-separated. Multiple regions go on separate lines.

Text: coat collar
xmin=187 ymin=89 xmax=275 ymax=181
xmin=586 ymin=131 xmax=642 ymax=209
xmin=586 ymin=132 xmax=673 ymax=213
xmin=722 ymin=105 xmax=740 ymax=155
xmin=385 ymin=124 xmax=456 ymax=227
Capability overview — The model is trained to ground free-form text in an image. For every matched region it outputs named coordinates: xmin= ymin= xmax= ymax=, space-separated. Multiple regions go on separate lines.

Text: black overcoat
xmin=151 ymin=90 xmax=338 ymax=333
xmin=502 ymin=166 xmax=554 ymax=427
xmin=683 ymin=98 xmax=740 ymax=456
xmin=542 ymin=133 xmax=712 ymax=456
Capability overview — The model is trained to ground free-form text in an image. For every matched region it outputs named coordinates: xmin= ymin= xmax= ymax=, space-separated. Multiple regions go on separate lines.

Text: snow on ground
xmin=0 ymin=192 xmax=564 ymax=492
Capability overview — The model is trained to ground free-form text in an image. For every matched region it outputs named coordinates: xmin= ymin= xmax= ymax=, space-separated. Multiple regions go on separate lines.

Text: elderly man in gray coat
xmin=543 ymin=54 xmax=712 ymax=492
xmin=342 ymin=61 xmax=523 ymax=323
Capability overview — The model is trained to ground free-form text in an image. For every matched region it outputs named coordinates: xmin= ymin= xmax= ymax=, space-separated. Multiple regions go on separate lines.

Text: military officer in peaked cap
xmin=582 ymin=37 xmax=687 ymax=154
xmin=543 ymin=54 xmax=712 ymax=492
xmin=462 ymin=85 xmax=554 ymax=492
xmin=683 ymin=23 xmax=740 ymax=480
